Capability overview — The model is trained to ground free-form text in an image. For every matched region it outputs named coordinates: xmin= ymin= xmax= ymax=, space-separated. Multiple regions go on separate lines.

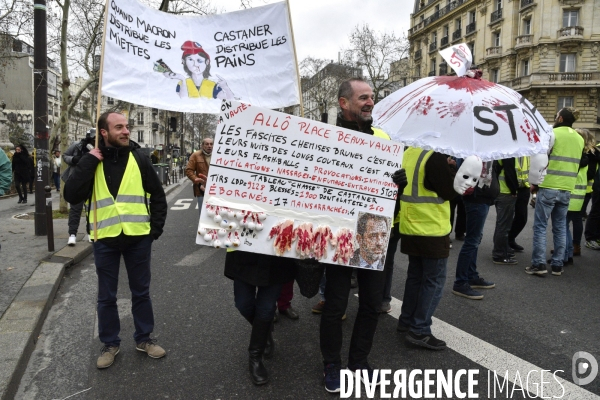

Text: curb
xmin=0 ymin=180 xmax=185 ymax=400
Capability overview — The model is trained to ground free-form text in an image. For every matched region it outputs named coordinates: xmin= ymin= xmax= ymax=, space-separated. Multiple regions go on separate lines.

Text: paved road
xmin=15 ymin=182 xmax=600 ymax=399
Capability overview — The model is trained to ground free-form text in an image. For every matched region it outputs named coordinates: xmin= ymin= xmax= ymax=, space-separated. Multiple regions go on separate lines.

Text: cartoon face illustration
xmin=183 ymin=53 xmax=209 ymax=77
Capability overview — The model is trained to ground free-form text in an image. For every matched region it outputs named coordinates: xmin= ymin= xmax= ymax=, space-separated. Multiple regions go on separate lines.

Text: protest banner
xmin=100 ymin=0 xmax=300 ymax=113
xmin=196 ymin=101 xmax=404 ymax=269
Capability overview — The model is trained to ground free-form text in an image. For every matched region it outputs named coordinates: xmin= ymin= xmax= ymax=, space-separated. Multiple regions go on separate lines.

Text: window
xmin=384 ymin=90 xmax=391 ymax=98
xmin=468 ymin=42 xmax=475 ymax=60
xmin=493 ymin=32 xmax=501 ymax=47
xmin=432 ymin=31 xmax=437 ymax=42
xmin=521 ymin=59 xmax=530 ymax=76
xmin=558 ymin=97 xmax=574 ymax=109
xmin=469 ymin=10 xmax=476 ymax=24
xmin=491 ymin=69 xmax=499 ymax=83
xmin=560 ymin=54 xmax=576 ymax=72
xmin=138 ymin=131 xmax=144 ymax=143
xmin=456 ymin=18 xmax=462 ymax=30
xmin=137 ymin=112 xmax=144 ymax=125
xmin=443 ymin=25 xmax=449 ymax=36
xmin=431 ymin=58 xmax=436 ymax=73
xmin=523 ymin=19 xmax=531 ymax=35
xmin=563 ymin=10 xmax=579 ymax=27
xmin=107 ymin=97 xmax=114 ymax=105
xmin=495 ymin=0 xmax=502 ymax=10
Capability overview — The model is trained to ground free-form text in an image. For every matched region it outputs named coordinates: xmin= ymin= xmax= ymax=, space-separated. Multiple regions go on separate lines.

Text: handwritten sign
xmin=196 ymin=101 xmax=403 ymax=268
xmin=102 ymin=0 xmax=299 ymax=113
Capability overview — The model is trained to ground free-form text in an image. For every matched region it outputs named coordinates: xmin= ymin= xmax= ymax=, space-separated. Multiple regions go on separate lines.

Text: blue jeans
xmin=52 ymin=172 xmax=60 ymax=191
xmin=233 ymin=280 xmax=282 ymax=322
xmin=399 ymin=256 xmax=447 ymax=335
xmin=532 ymin=188 xmax=570 ymax=267
xmin=93 ymin=236 xmax=155 ymax=346
xmin=454 ymin=202 xmax=490 ymax=287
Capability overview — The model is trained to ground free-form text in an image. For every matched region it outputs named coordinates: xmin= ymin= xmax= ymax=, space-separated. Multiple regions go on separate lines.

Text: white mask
xmin=454 ymin=155 xmax=482 ymax=194
xmin=529 ymin=153 xmax=549 ymax=185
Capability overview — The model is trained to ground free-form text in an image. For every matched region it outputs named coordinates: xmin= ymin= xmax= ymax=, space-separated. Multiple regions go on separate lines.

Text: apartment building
xmin=408 ymin=0 xmax=600 ymax=135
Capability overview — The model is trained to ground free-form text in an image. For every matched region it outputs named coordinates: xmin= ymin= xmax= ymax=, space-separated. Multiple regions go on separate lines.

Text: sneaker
xmin=509 ymin=241 xmax=524 ymax=252
xmin=312 ymin=300 xmax=325 ymax=314
xmin=279 ymin=306 xmax=299 ymax=320
xmin=405 ymin=331 xmax=446 ymax=350
xmin=323 ymin=363 xmax=341 ymax=393
xmin=136 ymin=339 xmax=166 ymax=359
xmin=67 ymin=234 xmax=76 ymax=246
xmin=379 ymin=301 xmax=391 ymax=313
xmin=97 ymin=345 xmax=119 ymax=369
xmin=469 ymin=277 xmax=496 ymax=289
xmin=585 ymin=240 xmax=600 ymax=250
xmin=452 ymin=283 xmax=483 ymax=300
xmin=493 ymin=257 xmax=518 ymax=265
xmin=551 ymin=266 xmax=564 ymax=276
xmin=348 ymin=362 xmax=381 ymax=386
xmin=548 ymin=258 xmax=573 ymax=266
xmin=525 ymin=265 xmax=547 ymax=276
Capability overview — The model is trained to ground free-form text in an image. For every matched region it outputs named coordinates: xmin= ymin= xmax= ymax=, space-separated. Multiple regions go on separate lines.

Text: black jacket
xmin=463 ymin=161 xmax=500 ymax=205
xmin=12 ymin=151 xmax=32 ymax=182
xmin=224 ymin=251 xmax=297 ymax=287
xmin=64 ymin=139 xmax=167 ymax=245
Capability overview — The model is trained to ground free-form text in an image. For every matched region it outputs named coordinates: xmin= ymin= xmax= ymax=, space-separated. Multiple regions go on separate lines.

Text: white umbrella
xmin=373 ymin=46 xmax=553 ymax=161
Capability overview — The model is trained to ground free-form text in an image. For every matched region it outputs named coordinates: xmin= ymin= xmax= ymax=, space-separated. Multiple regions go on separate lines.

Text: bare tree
xmin=341 ymin=24 xmax=409 ymax=103
xmin=0 ymin=0 xmax=32 ymax=82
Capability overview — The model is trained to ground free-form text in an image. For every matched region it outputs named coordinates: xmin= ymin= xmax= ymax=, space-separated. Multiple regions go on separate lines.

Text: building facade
xmin=408 ymin=0 xmax=600 ymax=136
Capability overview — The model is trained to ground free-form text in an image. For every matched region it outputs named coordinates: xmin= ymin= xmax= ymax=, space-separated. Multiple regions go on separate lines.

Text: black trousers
xmin=450 ymin=196 xmax=466 ymax=237
xmin=320 ymin=264 xmax=385 ymax=366
xmin=509 ymin=187 xmax=530 ymax=243
xmin=584 ymin=190 xmax=600 ymax=242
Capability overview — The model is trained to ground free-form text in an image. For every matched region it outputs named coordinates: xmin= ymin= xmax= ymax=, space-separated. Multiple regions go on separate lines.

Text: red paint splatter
xmin=481 ymin=97 xmax=509 ymax=123
xmin=432 ymin=76 xmax=496 ymax=94
xmin=520 ymin=119 xmax=540 ymax=143
xmin=435 ymin=100 xmax=467 ymax=123
xmin=409 ymin=95 xmax=434 ymax=117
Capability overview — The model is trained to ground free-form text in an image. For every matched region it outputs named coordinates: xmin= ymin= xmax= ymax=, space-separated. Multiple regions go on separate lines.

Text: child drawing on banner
xmin=154 ymin=40 xmax=235 ymax=100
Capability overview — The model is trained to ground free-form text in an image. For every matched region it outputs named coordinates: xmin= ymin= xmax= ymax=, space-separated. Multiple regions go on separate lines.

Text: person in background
xmin=492 ymin=157 xmax=519 ymax=265
xmin=0 ymin=149 xmax=12 ymax=196
xmin=507 ymin=156 xmax=531 ymax=252
xmin=185 ymin=137 xmax=213 ymax=214
xmin=151 ymin=150 xmax=159 ymax=164
xmin=12 ymin=145 xmax=30 ymax=204
xmin=584 ymin=138 xmax=600 ymax=250
xmin=28 ymin=152 xmax=35 ymax=194
xmin=276 ymin=281 xmax=299 ymax=320
xmin=52 ymin=150 xmax=61 ymax=192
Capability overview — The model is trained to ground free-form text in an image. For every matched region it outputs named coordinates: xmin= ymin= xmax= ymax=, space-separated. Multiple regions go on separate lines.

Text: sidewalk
xmin=0 ymin=181 xmax=184 ymax=400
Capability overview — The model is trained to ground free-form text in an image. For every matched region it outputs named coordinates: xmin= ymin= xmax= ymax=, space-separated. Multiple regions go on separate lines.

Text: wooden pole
xmin=285 ymin=0 xmax=304 ymax=118
xmin=91 ymin=0 xmax=111 ymax=242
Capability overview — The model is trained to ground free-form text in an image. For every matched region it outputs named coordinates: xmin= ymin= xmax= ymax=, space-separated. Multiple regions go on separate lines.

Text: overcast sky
xmin=219 ymin=0 xmax=412 ymax=62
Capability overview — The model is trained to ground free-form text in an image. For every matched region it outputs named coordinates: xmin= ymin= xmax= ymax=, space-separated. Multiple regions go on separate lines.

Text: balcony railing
xmin=415 ymin=49 xmax=422 ymax=60
xmin=409 ymin=0 xmax=470 ymax=35
xmin=520 ymin=0 xmax=534 ymax=8
xmin=486 ymin=46 xmax=502 ymax=57
xmin=466 ymin=22 xmax=476 ymax=34
xmin=428 ymin=71 xmax=436 ymax=77
xmin=501 ymin=72 xmax=600 ymax=90
xmin=429 ymin=41 xmax=438 ymax=52
xmin=452 ymin=29 xmax=462 ymax=41
xmin=439 ymin=63 xmax=448 ymax=75
xmin=491 ymin=8 xmax=502 ymax=23
xmin=515 ymin=35 xmax=533 ymax=47
xmin=441 ymin=36 xmax=449 ymax=47
xmin=558 ymin=26 xmax=584 ymax=38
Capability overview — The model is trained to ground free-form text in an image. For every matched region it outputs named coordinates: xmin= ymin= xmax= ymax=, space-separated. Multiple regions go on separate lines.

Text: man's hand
xmin=391 ymin=168 xmax=408 ymax=192
xmin=530 ymin=184 xmax=539 ymax=194
xmin=71 ymin=155 xmax=81 ymax=165
xmin=89 ymin=148 xmax=103 ymax=161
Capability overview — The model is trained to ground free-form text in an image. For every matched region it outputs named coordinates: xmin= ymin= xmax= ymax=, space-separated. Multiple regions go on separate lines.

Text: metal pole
xmin=34 ymin=0 xmax=49 ymax=236
xmin=45 ymin=186 xmax=54 ymax=251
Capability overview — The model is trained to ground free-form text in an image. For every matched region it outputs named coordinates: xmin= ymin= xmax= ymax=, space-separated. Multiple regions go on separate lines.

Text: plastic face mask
xmin=529 ymin=153 xmax=549 ymax=185
xmin=454 ymin=155 xmax=482 ymax=194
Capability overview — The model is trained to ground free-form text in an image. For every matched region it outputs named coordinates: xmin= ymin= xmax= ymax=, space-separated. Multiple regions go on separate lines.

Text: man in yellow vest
xmin=493 ymin=157 xmax=520 ymax=264
xmin=528 ymin=107 xmax=585 ymax=276
xmin=397 ymin=147 xmax=457 ymax=349
xmin=321 ymin=78 xmax=407 ymax=393
xmin=64 ymin=112 xmax=168 ymax=369
xmin=508 ymin=156 xmax=531 ymax=252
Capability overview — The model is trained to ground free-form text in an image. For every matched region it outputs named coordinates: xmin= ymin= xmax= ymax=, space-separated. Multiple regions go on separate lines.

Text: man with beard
xmin=527 ymin=107 xmax=585 ymax=277
xmin=64 ymin=112 xmax=168 ymax=369
xmin=186 ymin=137 xmax=213 ymax=214
xmin=349 ymin=213 xmax=390 ymax=270
xmin=321 ymin=78 xmax=407 ymax=393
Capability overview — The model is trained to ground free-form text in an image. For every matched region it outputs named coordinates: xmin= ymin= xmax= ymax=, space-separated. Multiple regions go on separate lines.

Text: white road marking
xmin=174 ymin=248 xmax=219 ymax=266
xmin=361 ymin=295 xmax=600 ymax=399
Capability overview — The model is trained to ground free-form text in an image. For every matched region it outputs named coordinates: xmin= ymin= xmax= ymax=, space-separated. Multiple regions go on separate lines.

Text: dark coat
xmin=11 ymin=151 xmax=31 ymax=182
xmin=224 ymin=250 xmax=297 ymax=287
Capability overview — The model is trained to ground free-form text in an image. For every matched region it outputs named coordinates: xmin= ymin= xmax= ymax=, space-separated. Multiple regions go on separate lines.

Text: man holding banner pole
xmin=320 ymin=77 xmax=407 ymax=393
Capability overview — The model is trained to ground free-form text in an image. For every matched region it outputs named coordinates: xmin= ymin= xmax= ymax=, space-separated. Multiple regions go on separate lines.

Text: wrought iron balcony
xmin=409 ymin=0 xmax=469 ymax=36
xmin=520 ymin=0 xmax=534 ymax=9
xmin=415 ymin=49 xmax=422 ymax=60
xmin=441 ymin=36 xmax=449 ymax=47
xmin=439 ymin=63 xmax=448 ymax=75
xmin=490 ymin=8 xmax=502 ymax=23
xmin=429 ymin=42 xmax=438 ymax=52
xmin=452 ymin=29 xmax=462 ymax=41
xmin=466 ymin=22 xmax=476 ymax=35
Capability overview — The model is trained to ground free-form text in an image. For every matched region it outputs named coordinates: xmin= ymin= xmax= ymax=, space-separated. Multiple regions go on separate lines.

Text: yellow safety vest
xmin=498 ymin=157 xmax=530 ymax=194
xmin=399 ymin=148 xmax=451 ymax=237
xmin=182 ymin=78 xmax=217 ymax=99
xmin=87 ymin=153 xmax=151 ymax=238
xmin=541 ymin=127 xmax=584 ymax=191
xmin=568 ymin=165 xmax=588 ymax=212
